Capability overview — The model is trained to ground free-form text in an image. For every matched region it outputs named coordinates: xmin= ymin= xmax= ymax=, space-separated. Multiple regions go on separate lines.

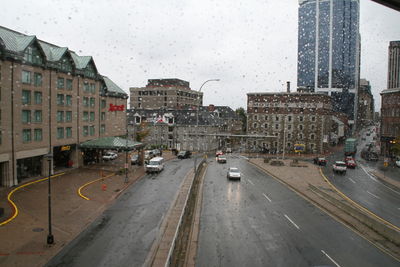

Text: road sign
xmin=384 ymin=162 xmax=388 ymax=167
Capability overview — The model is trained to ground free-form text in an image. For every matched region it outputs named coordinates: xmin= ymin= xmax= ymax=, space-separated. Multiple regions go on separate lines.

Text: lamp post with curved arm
xmin=194 ymin=79 xmax=220 ymax=172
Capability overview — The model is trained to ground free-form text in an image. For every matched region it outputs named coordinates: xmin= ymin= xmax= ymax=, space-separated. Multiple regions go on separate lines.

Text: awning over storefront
xmin=79 ymin=137 xmax=142 ymax=151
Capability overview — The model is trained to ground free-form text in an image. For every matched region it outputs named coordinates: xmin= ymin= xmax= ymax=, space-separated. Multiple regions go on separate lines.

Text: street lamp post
xmin=45 ymin=153 xmax=54 ymax=245
xmin=194 ymin=79 xmax=220 ymax=172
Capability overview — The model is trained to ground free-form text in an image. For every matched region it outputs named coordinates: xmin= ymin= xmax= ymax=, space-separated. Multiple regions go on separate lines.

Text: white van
xmin=145 ymin=157 xmax=164 ymax=173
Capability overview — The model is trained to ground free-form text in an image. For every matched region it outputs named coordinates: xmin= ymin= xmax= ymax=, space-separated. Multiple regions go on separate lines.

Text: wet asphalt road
xmin=322 ymin=129 xmax=400 ymax=228
xmin=46 ymin=157 xmax=196 ymax=267
xmin=196 ymin=155 xmax=399 ymax=267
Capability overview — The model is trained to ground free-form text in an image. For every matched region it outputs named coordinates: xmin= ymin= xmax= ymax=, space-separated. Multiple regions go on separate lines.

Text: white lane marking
xmin=247 ymin=179 xmax=254 ymax=185
xmin=359 ymin=164 xmax=400 ymax=196
xmin=321 ymin=250 xmax=341 ymax=267
xmin=348 ymin=177 xmax=356 ymax=184
xmin=284 ymin=214 xmax=300 ymax=230
xmin=366 ymin=190 xmax=381 ymax=199
xmin=262 ymin=193 xmax=272 ymax=202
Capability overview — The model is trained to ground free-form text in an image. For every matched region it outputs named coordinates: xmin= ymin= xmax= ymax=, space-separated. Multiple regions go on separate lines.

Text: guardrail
xmin=164 ymin=158 xmax=206 ymax=267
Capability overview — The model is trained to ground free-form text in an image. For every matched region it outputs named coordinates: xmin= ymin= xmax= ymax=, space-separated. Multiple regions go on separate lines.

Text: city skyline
xmin=1 ymin=0 xmax=399 ymax=110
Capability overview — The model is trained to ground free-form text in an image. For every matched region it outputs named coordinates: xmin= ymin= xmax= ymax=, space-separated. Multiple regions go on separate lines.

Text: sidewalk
xmin=0 ymin=152 xmax=175 ymax=267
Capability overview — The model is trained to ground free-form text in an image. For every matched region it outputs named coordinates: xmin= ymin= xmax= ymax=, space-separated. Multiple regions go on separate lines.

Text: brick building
xmin=247 ymin=92 xmax=340 ymax=154
xmin=381 ymin=41 xmax=400 ymax=157
xmin=130 ymin=79 xmax=203 ymax=110
xmin=0 ymin=26 xmax=127 ymax=187
xmin=357 ymin=79 xmax=375 ymax=129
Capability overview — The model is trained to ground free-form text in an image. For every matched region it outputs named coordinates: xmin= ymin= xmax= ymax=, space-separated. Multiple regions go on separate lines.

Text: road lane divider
xmin=262 ymin=193 xmax=272 ymax=202
xmin=0 ymin=173 xmax=65 ymax=226
xmin=366 ymin=191 xmax=380 ymax=199
xmin=284 ymin=214 xmax=300 ymax=230
xmin=319 ymin=168 xmax=400 ymax=233
xmin=247 ymin=179 xmax=254 ymax=185
xmin=77 ymin=173 xmax=115 ymax=200
xmin=348 ymin=178 xmax=356 ymax=184
xmin=321 ymin=250 xmax=341 ymax=267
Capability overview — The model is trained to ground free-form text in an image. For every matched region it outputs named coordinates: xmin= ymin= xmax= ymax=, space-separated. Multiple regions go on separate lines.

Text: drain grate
xmin=32 ymin=227 xmax=44 ymax=232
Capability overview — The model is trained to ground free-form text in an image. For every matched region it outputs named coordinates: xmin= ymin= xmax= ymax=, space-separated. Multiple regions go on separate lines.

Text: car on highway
xmin=332 ymin=161 xmax=347 ymax=174
xmin=225 ymin=147 xmax=232 ymax=153
xmin=145 ymin=157 xmax=164 ymax=173
xmin=217 ymin=155 xmax=227 ymax=163
xmin=345 ymin=159 xmax=357 ymax=168
xmin=103 ymin=151 xmax=118 ymax=161
xmin=313 ymin=157 xmax=327 ymax=166
xmin=396 ymin=157 xmax=400 ymax=168
xmin=227 ymin=167 xmax=241 ymax=180
xmin=177 ymin=150 xmax=191 ymax=159
xmin=215 ymin=150 xmax=224 ymax=157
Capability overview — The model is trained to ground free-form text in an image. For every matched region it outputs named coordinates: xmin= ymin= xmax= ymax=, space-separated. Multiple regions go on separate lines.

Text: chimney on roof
xmin=286 ymin=81 xmax=290 ymax=93
xmin=208 ymin=104 xmax=215 ymax=111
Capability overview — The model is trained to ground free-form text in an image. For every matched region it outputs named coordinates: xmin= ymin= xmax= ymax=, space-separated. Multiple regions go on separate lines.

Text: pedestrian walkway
xmin=0 ymin=152 xmax=175 ymax=267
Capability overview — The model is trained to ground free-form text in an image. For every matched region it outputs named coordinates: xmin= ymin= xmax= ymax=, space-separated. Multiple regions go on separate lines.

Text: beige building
xmin=247 ymin=92 xmax=339 ymax=154
xmin=0 ymin=26 xmax=127 ymax=187
xmin=130 ymin=79 xmax=203 ymax=110
xmin=357 ymin=79 xmax=375 ymax=129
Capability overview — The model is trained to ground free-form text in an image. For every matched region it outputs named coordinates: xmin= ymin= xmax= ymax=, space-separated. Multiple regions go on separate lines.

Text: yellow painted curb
xmin=0 ymin=173 xmax=65 ymax=226
xmin=319 ymin=168 xmax=400 ymax=232
xmin=77 ymin=173 xmax=115 ymax=201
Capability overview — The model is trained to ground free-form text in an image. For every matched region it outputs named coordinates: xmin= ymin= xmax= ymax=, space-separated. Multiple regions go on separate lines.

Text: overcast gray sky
xmin=2 ymin=0 xmax=399 ymax=110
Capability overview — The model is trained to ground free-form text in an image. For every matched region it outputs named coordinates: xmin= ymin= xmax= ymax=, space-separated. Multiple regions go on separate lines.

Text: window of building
xmin=264 ymin=123 xmax=268 ymax=128
xmin=24 ymin=46 xmax=43 ymax=65
xmin=22 ymin=90 xmax=31 ymax=104
xmin=22 ymin=129 xmax=31 ymax=142
xmin=57 ymin=127 xmax=64 ymax=139
xmin=288 ymin=115 xmax=292 ymax=122
xmin=57 ymin=94 xmax=64 ymax=105
xmin=34 ymin=73 xmax=42 ymax=87
xmin=311 ymin=116 xmax=316 ymax=122
xmin=100 ymin=124 xmax=105 ymax=134
xmin=83 ymin=111 xmax=89 ymax=122
xmin=83 ymin=97 xmax=89 ymax=107
xmin=34 ymin=110 xmax=42 ymax=123
xmin=66 ymin=95 xmax=72 ymax=106
xmin=84 ymin=83 xmax=90 ymax=92
xmin=90 ymin=83 xmax=96 ymax=93
xmin=287 ymin=133 xmax=291 ymax=139
xmin=57 ymin=111 xmax=64 ymax=122
xmin=287 ymin=124 xmax=292 ymax=130
xmin=83 ymin=126 xmax=88 ymax=136
xmin=34 ymin=128 xmax=42 ymax=141
xmin=310 ymin=124 xmax=315 ymax=131
xmin=101 ymin=112 xmax=105 ymax=121
xmin=22 ymin=110 xmax=31 ymax=123
xmin=287 ymin=142 xmax=292 ymax=148
xmin=90 ymin=97 xmax=95 ymax=107
xmin=310 ymin=134 xmax=315 ymax=140
xmin=22 ymin=70 xmax=31 ymax=84
xmin=66 ymin=79 xmax=73 ymax=90
xmin=89 ymin=126 xmax=95 ymax=136
xmin=57 ymin=77 xmax=65 ymax=89
xmin=60 ymin=57 xmax=72 ymax=72
xmin=66 ymin=111 xmax=72 ymax=122
xmin=299 ymin=116 xmax=304 ymax=122
xmin=253 ymin=122 xmax=258 ymax=128
xmin=299 ymin=133 xmax=303 ymax=139
xmin=299 ymin=124 xmax=304 ymax=131
xmin=275 ymin=116 xmax=279 ymax=121
xmin=34 ymin=91 xmax=42 ymax=104
xmin=90 ymin=112 xmax=95 ymax=122
xmin=101 ymin=100 xmax=106 ymax=108
xmin=66 ymin=127 xmax=72 ymax=138
xmin=254 ymin=115 xmax=258 ymax=120
xmin=275 ymin=124 xmax=279 ymax=130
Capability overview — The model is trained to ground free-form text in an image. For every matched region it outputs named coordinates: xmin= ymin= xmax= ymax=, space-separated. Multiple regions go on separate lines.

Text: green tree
xmin=235 ymin=107 xmax=247 ymax=133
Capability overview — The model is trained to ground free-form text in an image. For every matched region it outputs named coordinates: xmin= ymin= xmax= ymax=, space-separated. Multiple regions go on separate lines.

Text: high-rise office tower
xmin=387 ymin=41 xmax=400 ymax=89
xmin=297 ymin=0 xmax=360 ymax=123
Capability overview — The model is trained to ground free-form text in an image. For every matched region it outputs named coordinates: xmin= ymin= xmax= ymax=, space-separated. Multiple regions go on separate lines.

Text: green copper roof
xmin=80 ymin=137 xmax=142 ymax=150
xmin=70 ymin=52 xmax=92 ymax=69
xmin=0 ymin=26 xmax=35 ymax=53
xmin=39 ymin=41 xmax=68 ymax=61
xmin=103 ymin=76 xmax=127 ymax=96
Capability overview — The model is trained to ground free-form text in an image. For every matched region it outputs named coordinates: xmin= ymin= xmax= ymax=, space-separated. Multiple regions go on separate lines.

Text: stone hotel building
xmin=0 ymin=26 xmax=127 ymax=187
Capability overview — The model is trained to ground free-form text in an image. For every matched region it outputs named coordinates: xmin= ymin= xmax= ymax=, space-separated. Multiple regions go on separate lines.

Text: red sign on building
xmin=109 ymin=104 xmax=125 ymax=111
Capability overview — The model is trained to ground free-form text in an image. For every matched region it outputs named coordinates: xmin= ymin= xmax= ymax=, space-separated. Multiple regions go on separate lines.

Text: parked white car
xmin=145 ymin=157 xmax=164 ymax=173
xmin=396 ymin=158 xmax=400 ymax=168
xmin=103 ymin=152 xmax=117 ymax=161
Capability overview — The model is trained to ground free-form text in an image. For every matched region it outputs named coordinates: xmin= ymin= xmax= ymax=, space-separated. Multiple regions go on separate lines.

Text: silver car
xmin=227 ymin=167 xmax=241 ymax=180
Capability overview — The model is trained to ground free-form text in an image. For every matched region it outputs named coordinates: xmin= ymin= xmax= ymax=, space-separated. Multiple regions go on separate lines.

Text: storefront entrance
xmin=17 ymin=156 xmax=42 ymax=183
xmin=0 ymin=161 xmax=8 ymax=187
xmin=53 ymin=145 xmax=75 ymax=170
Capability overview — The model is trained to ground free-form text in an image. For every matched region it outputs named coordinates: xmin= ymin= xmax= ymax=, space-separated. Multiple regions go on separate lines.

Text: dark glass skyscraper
xmin=297 ymin=0 xmax=360 ymax=121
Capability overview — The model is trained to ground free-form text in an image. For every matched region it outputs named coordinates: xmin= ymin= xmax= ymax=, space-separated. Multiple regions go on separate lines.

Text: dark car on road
xmin=313 ymin=157 xmax=327 ymax=166
xmin=177 ymin=151 xmax=191 ymax=159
